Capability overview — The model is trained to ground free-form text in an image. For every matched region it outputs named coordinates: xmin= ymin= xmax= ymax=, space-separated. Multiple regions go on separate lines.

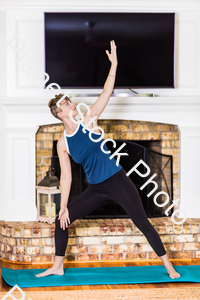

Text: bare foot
xmin=165 ymin=262 xmax=181 ymax=279
xmin=36 ymin=266 xmax=64 ymax=277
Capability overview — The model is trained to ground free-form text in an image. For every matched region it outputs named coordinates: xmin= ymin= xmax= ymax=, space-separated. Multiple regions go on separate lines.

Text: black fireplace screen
xmin=51 ymin=139 xmax=173 ymax=219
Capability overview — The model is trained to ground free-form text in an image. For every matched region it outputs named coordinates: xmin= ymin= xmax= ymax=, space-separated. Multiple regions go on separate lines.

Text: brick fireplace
xmin=0 ymin=117 xmax=194 ymax=264
xmin=1 ymin=96 xmax=200 ymax=263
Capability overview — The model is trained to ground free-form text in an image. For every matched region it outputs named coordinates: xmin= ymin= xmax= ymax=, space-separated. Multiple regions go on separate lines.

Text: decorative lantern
xmin=36 ymin=167 xmax=61 ymax=224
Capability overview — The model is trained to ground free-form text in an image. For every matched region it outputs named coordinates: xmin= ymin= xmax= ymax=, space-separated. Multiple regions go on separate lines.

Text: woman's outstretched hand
xmin=105 ymin=40 xmax=118 ymax=65
xmin=58 ymin=207 xmax=70 ymax=230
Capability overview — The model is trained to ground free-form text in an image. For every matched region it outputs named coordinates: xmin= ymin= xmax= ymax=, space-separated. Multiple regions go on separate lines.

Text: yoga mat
xmin=2 ymin=265 xmax=200 ymax=287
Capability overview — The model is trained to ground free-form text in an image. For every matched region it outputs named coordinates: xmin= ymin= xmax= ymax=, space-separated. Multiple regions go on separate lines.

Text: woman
xmin=36 ymin=40 xmax=181 ymax=279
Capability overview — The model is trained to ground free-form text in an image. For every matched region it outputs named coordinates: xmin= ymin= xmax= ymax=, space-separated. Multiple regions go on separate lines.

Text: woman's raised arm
xmin=88 ymin=40 xmax=118 ymax=119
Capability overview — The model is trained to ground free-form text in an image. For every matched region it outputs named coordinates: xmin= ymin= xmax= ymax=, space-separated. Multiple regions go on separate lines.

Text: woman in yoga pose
xmin=36 ymin=40 xmax=181 ymax=279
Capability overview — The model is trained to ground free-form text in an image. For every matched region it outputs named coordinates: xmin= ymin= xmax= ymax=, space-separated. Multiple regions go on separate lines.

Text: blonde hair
xmin=48 ymin=93 xmax=71 ymax=120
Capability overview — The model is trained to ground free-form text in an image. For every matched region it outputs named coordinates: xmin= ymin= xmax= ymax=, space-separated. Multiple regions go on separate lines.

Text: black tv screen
xmin=44 ymin=12 xmax=175 ymax=89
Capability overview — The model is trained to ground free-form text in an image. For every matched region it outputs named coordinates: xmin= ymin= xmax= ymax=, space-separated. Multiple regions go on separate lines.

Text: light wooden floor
xmin=1 ymin=259 xmax=200 ymax=291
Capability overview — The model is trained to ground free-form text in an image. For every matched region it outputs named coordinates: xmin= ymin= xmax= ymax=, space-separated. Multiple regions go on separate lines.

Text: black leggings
xmin=55 ymin=168 xmax=167 ymax=257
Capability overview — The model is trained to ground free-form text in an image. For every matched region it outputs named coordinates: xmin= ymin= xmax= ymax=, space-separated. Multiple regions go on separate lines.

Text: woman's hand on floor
xmin=105 ymin=40 xmax=118 ymax=65
xmin=58 ymin=207 xmax=70 ymax=230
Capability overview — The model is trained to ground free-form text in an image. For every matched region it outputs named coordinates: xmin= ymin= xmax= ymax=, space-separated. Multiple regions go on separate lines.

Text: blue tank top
xmin=63 ymin=121 xmax=122 ymax=184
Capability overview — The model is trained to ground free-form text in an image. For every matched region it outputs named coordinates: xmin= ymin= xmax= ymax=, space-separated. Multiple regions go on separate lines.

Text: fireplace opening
xmin=51 ymin=138 xmax=173 ymax=219
xmin=36 ymin=120 xmax=179 ymax=220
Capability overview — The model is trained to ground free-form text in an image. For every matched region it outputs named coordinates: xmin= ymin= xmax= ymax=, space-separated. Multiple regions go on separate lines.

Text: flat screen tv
xmin=44 ymin=12 xmax=175 ymax=89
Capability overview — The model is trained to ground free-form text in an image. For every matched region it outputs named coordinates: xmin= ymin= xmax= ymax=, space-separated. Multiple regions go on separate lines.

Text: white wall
xmin=0 ymin=11 xmax=7 ymax=97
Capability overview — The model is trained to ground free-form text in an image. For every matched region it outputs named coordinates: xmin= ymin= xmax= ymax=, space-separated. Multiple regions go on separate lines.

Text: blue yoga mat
xmin=2 ymin=265 xmax=200 ymax=287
